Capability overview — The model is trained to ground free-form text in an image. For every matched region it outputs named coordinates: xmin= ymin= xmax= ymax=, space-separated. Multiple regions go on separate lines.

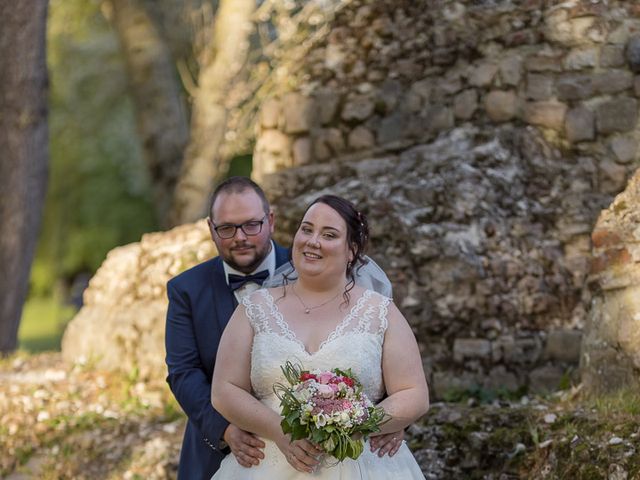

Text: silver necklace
xmin=291 ymin=285 xmax=341 ymax=314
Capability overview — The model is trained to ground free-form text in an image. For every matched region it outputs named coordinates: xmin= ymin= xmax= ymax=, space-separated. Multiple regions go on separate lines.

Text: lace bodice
xmin=242 ymin=288 xmax=390 ymax=411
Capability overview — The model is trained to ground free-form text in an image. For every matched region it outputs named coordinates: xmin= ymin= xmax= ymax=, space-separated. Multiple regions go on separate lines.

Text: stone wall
xmin=254 ymin=0 xmax=640 ymax=182
xmin=254 ymin=0 xmax=640 ymax=397
xmin=61 ymin=0 xmax=640 ymax=396
xmin=61 ymin=221 xmax=215 ymax=379
xmin=582 ymin=168 xmax=640 ymax=393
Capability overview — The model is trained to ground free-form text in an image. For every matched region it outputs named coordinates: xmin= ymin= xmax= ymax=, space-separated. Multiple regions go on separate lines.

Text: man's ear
xmin=207 ymin=217 xmax=216 ymax=242
xmin=268 ymin=210 xmax=275 ymax=234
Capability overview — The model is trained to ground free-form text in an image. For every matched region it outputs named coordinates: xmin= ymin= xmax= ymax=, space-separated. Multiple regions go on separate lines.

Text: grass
xmin=18 ymin=296 xmax=76 ymax=352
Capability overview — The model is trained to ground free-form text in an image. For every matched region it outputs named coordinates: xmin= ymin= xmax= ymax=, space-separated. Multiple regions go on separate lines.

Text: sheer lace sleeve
xmin=241 ymin=289 xmax=273 ymax=334
xmin=352 ymin=290 xmax=390 ymax=338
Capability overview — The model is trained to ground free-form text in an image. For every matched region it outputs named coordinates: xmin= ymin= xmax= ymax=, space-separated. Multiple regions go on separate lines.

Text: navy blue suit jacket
xmin=165 ymin=244 xmax=290 ymax=480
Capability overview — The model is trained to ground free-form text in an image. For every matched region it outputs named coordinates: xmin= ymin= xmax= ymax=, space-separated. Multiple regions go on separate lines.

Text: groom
xmin=165 ymin=176 xmax=399 ymax=479
xmin=165 ymin=177 xmax=286 ymax=479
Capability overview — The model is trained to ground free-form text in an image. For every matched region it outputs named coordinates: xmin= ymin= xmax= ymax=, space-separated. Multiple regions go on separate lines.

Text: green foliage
xmin=33 ymin=0 xmax=158 ymax=296
xmin=589 ymin=387 xmax=640 ymax=416
xmin=227 ymin=153 xmax=253 ymax=178
xmin=18 ymin=296 xmax=76 ymax=352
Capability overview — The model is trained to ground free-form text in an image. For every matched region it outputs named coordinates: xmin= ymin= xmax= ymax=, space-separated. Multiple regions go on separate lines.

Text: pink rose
xmin=317 ymin=372 xmax=334 ymax=384
xmin=316 ymin=384 xmax=334 ymax=397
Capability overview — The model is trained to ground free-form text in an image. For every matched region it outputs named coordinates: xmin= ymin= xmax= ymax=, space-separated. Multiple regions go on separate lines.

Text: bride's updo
xmin=306 ymin=195 xmax=370 ymax=297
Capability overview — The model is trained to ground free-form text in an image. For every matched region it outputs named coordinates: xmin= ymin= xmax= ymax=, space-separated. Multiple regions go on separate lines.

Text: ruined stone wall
xmin=61 ymin=221 xmax=216 ymax=379
xmin=61 ymin=0 xmax=640 ymax=396
xmin=255 ymin=0 xmax=640 ymax=397
xmin=582 ymin=168 xmax=640 ymax=393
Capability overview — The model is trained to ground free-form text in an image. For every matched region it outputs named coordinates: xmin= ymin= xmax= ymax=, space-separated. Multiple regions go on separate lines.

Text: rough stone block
xmin=626 ymin=35 xmax=640 ymax=73
xmin=256 ymin=129 xmax=291 ymax=155
xmin=282 ymin=93 xmax=316 ymax=134
xmin=499 ymin=55 xmax=523 ymax=86
xmin=525 ymin=54 xmax=563 ymax=72
xmin=635 ymin=76 xmax=640 ymax=97
xmin=590 ymin=248 xmax=632 ymax=275
xmin=591 ymin=229 xmax=623 ymax=249
xmin=313 ymin=128 xmax=345 ymax=160
xmin=432 ymin=371 xmax=480 ymax=399
xmin=565 ymin=106 xmax=595 ymax=143
xmin=556 ymin=74 xmax=594 ymax=100
xmin=260 ymin=98 xmax=280 ymax=129
xmin=499 ymin=336 xmax=542 ymax=365
xmin=395 ymin=58 xmax=421 ymax=78
xmin=524 ymin=101 xmax=567 ymax=131
xmin=593 ymin=70 xmax=634 ymax=95
xmin=314 ymin=88 xmax=340 ymax=125
xmin=598 ymin=158 xmax=628 ymax=193
xmin=483 ymin=366 xmax=520 ymax=392
xmin=378 ymin=79 xmax=403 ymax=113
xmin=341 ymin=94 xmax=375 ymax=122
xmin=526 ymin=73 xmax=554 ymax=100
xmin=411 ymin=79 xmax=432 ymax=104
xmin=283 ymin=92 xmax=314 ymax=134
xmin=596 ymin=97 xmax=639 ymax=134
xmin=453 ymin=338 xmax=492 ymax=363
xmin=484 ymin=90 xmax=519 ymax=122
xmin=454 ymin=89 xmax=478 ymax=120
xmin=600 ymin=44 xmax=626 ymax=68
xmin=376 ymin=112 xmax=408 ymax=144
xmin=564 ymin=47 xmax=598 ymax=70
xmin=425 ymin=105 xmax=454 ymax=132
xmin=610 ymin=136 xmax=638 ymax=164
xmin=468 ymin=62 xmax=498 ymax=87
xmin=529 ymin=365 xmax=565 ymax=394
xmin=544 ymin=330 xmax=582 ymax=363
xmin=401 ymin=90 xmax=424 ymax=114
xmin=292 ymin=137 xmax=312 ymax=166
xmin=347 ymin=126 xmax=376 ymax=150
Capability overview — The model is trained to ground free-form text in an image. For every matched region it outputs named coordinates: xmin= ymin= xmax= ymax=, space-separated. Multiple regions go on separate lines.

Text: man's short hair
xmin=208 ymin=176 xmax=270 ymax=219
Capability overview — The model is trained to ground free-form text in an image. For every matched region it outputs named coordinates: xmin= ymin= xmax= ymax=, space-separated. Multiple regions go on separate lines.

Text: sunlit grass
xmin=588 ymin=387 xmax=640 ymax=416
xmin=18 ymin=296 xmax=76 ymax=352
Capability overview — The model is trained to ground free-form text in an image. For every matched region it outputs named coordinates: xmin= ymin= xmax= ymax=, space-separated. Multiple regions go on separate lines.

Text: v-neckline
xmin=264 ymin=289 xmax=370 ymax=356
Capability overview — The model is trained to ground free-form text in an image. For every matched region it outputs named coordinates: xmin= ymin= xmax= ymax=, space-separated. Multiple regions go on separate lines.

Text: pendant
xmin=304 ymin=308 xmax=310 ymax=314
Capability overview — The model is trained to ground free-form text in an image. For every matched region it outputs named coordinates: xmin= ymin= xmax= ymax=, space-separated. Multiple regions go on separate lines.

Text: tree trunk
xmin=0 ymin=0 xmax=50 ymax=354
xmin=110 ymin=0 xmax=190 ymax=226
xmin=169 ymin=0 xmax=255 ymax=225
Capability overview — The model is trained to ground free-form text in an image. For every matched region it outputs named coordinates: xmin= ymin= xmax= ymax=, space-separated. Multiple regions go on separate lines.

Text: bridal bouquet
xmin=273 ymin=361 xmax=387 ymax=461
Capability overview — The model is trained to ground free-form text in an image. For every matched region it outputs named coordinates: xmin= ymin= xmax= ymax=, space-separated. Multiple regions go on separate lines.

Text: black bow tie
xmin=227 ymin=270 xmax=270 ymax=291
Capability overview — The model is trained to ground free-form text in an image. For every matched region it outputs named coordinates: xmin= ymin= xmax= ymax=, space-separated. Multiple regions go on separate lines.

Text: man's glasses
xmin=212 ymin=215 xmax=267 ymax=239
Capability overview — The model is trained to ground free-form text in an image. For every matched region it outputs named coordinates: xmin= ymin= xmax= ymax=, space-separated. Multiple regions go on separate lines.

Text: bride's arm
xmin=211 ymin=304 xmax=322 ymax=472
xmin=375 ymin=301 xmax=430 ymax=434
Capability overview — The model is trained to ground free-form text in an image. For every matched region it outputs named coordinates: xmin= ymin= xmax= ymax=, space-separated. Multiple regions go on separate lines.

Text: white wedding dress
xmin=212 ymin=288 xmax=425 ymax=479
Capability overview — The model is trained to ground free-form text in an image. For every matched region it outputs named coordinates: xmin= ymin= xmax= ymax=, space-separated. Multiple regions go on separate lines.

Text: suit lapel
xmin=210 ymin=258 xmax=238 ymax=334
xmin=210 ymin=245 xmax=288 ymax=334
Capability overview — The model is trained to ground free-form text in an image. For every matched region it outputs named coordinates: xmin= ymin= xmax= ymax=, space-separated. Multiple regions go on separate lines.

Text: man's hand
xmin=369 ymin=430 xmax=404 ymax=457
xmin=223 ymin=424 xmax=266 ymax=467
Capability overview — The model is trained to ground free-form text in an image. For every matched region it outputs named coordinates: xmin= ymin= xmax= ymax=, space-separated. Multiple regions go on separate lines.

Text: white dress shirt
xmin=223 ymin=241 xmax=276 ymax=303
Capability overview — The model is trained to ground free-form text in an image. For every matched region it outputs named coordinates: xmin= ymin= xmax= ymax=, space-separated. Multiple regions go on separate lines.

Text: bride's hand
xmin=276 ymin=435 xmax=323 ymax=473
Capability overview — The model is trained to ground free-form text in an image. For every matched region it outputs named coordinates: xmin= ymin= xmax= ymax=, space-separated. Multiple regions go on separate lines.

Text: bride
xmin=211 ymin=195 xmax=429 ymax=479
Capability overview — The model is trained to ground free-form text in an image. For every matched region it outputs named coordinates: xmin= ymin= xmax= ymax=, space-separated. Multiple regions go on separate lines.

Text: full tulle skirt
xmin=211 ymin=438 xmax=425 ymax=479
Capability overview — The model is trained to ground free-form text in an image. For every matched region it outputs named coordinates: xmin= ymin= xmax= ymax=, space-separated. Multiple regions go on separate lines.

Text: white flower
xmin=315 ymin=413 xmax=328 ymax=427
xmin=340 ymin=411 xmax=350 ymax=424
